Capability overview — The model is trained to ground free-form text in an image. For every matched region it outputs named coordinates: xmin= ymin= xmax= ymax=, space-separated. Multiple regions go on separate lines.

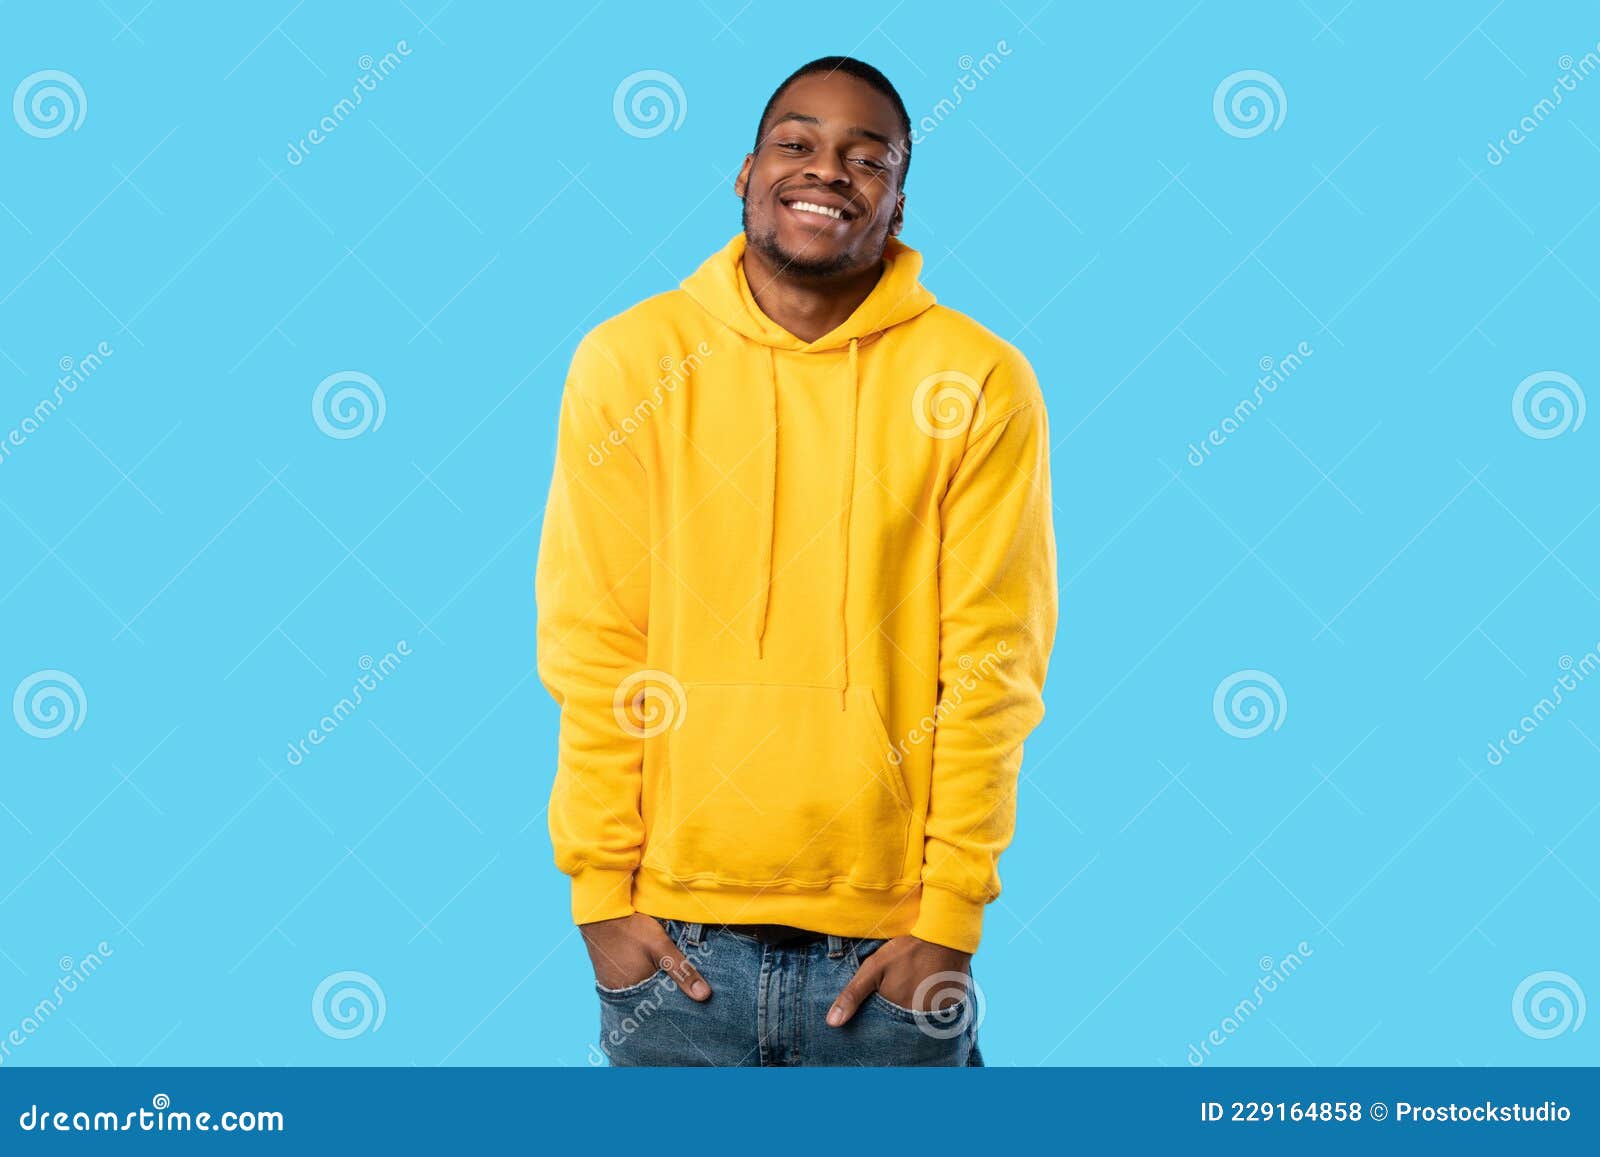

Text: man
xmin=536 ymin=56 xmax=1058 ymax=1066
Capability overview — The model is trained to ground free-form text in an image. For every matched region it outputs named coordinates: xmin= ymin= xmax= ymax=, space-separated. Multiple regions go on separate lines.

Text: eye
xmin=852 ymin=156 xmax=886 ymax=170
xmin=775 ymin=141 xmax=806 ymax=152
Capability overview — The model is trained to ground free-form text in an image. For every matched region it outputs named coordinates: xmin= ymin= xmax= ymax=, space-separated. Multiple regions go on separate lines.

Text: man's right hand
xmin=580 ymin=913 xmax=712 ymax=1000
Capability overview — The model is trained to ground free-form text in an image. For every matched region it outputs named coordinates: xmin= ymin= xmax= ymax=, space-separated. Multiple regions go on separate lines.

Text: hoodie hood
xmin=680 ymin=233 xmax=938 ymax=687
xmin=681 ymin=231 xmax=938 ymax=352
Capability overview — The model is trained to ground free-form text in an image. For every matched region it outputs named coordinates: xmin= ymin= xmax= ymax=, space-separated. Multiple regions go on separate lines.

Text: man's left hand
xmin=826 ymin=935 xmax=971 ymax=1026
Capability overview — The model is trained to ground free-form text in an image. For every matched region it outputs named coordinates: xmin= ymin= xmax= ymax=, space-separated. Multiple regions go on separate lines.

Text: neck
xmin=741 ymin=243 xmax=884 ymax=343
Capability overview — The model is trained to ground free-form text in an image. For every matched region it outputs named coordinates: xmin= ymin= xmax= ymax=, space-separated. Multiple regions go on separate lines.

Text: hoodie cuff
xmin=570 ymin=865 xmax=636 ymax=926
xmin=910 ymin=884 xmax=986 ymax=954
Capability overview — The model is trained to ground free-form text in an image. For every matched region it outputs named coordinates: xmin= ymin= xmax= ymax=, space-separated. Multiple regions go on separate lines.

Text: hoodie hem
xmin=633 ymin=865 xmax=923 ymax=941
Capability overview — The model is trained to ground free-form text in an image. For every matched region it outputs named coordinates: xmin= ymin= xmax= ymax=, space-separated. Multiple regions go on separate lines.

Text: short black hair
xmin=753 ymin=56 xmax=912 ymax=188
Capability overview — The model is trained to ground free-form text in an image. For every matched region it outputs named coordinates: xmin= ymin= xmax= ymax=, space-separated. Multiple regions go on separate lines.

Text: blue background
xmin=1 ymin=0 xmax=1596 ymax=1068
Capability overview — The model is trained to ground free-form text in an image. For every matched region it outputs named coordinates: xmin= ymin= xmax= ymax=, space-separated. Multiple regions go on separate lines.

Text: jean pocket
xmin=594 ymin=917 xmax=687 ymax=1000
xmin=594 ymin=969 xmax=671 ymax=1001
xmin=866 ymin=967 xmax=980 ymax=1041
xmin=867 ymin=989 xmax=972 ymax=1027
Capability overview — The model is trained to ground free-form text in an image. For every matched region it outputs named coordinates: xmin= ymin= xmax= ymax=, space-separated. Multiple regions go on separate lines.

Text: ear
xmin=734 ymin=154 xmax=753 ymax=199
xmin=888 ymin=192 xmax=905 ymax=237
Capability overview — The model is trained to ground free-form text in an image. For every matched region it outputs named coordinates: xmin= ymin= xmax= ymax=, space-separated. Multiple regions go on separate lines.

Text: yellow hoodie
xmin=536 ymin=232 xmax=1058 ymax=953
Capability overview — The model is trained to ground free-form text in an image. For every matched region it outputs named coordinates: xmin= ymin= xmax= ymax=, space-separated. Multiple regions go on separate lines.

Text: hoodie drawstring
xmin=751 ymin=345 xmax=778 ymax=658
xmin=837 ymin=338 xmax=860 ymax=711
xmin=750 ymin=338 xmax=860 ymax=716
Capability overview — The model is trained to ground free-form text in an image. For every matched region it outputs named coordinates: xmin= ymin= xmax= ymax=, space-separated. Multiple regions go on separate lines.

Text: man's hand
xmin=826 ymin=935 xmax=971 ymax=1026
xmin=580 ymin=913 xmax=712 ymax=1000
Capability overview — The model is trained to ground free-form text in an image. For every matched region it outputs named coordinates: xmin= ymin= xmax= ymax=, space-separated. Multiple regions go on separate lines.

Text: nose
xmin=803 ymin=150 xmax=851 ymax=187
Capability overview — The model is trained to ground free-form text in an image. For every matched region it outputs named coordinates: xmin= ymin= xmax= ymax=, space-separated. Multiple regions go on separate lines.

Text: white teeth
xmin=788 ymin=200 xmax=844 ymax=220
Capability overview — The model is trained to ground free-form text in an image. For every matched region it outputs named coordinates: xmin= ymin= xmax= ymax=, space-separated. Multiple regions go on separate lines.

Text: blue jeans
xmin=593 ymin=918 xmax=985 ymax=1067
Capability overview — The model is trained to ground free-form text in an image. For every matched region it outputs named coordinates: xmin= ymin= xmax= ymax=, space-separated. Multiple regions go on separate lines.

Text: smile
xmin=781 ymin=197 xmax=853 ymax=223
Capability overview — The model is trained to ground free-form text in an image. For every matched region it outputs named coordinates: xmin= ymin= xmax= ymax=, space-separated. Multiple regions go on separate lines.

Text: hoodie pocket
xmin=645 ymin=683 xmax=912 ymax=888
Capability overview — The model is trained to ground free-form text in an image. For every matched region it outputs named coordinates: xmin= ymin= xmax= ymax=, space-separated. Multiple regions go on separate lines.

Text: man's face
xmin=737 ymin=71 xmax=906 ymax=279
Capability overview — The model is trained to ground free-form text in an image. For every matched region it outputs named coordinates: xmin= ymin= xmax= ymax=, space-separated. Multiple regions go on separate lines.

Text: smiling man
xmin=536 ymin=57 xmax=1059 ymax=1066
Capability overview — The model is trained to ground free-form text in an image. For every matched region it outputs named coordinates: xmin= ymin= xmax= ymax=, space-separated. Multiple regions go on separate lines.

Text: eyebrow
xmin=768 ymin=111 xmax=895 ymax=149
